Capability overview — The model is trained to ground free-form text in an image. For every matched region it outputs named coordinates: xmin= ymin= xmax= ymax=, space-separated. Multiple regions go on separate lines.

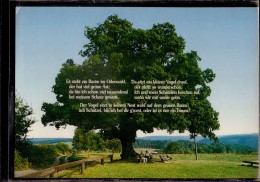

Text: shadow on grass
xmin=55 ymin=166 xmax=81 ymax=178
xmin=67 ymin=155 xmax=86 ymax=162
xmin=240 ymin=164 xmax=258 ymax=168
xmin=111 ymin=157 xmax=163 ymax=164
xmin=90 ymin=153 xmax=111 ymax=156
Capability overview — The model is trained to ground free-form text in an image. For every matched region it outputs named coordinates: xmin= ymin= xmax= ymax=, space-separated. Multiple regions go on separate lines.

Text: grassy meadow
xmin=54 ymin=151 xmax=258 ymax=179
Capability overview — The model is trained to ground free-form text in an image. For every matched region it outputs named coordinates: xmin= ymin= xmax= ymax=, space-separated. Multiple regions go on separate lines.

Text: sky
xmin=16 ymin=7 xmax=259 ymax=138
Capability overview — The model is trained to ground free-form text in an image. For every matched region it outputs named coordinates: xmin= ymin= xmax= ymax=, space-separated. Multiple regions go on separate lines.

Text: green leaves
xmin=15 ymin=95 xmax=36 ymax=142
xmin=72 ymin=129 xmax=106 ymax=152
xmin=188 ymin=100 xmax=220 ymax=142
xmin=203 ymin=68 xmax=216 ymax=83
xmin=106 ymin=138 xmax=122 ymax=153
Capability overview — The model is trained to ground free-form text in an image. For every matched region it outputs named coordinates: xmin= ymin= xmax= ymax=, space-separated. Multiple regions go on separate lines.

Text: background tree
xmin=72 ymin=128 xmax=87 ymax=152
xmin=106 ymin=138 xmax=122 ymax=154
xmin=15 ymin=95 xmax=36 ymax=143
xmin=42 ymin=15 xmax=219 ymax=159
xmin=92 ymin=132 xmax=106 ymax=152
xmin=15 ymin=95 xmax=36 ymax=158
xmin=15 ymin=95 xmax=36 ymax=169
xmin=188 ymin=100 xmax=220 ymax=160
xmin=85 ymin=130 xmax=106 ymax=156
xmin=163 ymin=142 xmax=182 ymax=154
xmin=72 ymin=128 xmax=105 ymax=155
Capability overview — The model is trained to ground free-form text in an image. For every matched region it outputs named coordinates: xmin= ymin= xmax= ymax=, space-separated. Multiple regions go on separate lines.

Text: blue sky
xmin=16 ymin=7 xmax=258 ymax=138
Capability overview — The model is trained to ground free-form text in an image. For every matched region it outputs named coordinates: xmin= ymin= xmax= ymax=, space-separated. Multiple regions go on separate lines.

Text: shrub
xmin=55 ymin=143 xmax=71 ymax=155
xmin=59 ymin=156 xmax=67 ymax=164
xmin=15 ymin=139 xmax=33 ymax=159
xmin=28 ymin=144 xmax=58 ymax=167
xmin=14 ymin=149 xmax=31 ymax=171
xmin=16 ymin=142 xmax=71 ymax=169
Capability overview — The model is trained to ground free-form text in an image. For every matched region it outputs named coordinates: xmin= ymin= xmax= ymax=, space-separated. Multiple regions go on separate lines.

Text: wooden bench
xmin=159 ymin=155 xmax=172 ymax=162
xmin=242 ymin=161 xmax=259 ymax=166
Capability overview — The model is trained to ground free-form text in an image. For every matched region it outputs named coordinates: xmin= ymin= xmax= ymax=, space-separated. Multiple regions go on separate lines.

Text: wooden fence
xmin=18 ymin=154 xmax=113 ymax=178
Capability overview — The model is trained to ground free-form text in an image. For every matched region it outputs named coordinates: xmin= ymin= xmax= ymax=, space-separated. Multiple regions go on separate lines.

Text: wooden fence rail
xmin=18 ymin=154 xmax=113 ymax=178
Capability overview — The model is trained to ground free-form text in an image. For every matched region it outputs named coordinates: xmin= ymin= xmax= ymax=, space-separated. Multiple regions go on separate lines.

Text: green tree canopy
xmin=188 ymin=99 xmax=220 ymax=160
xmin=163 ymin=142 xmax=182 ymax=154
xmin=15 ymin=95 xmax=36 ymax=142
xmin=106 ymin=138 xmax=122 ymax=154
xmin=15 ymin=94 xmax=37 ymax=161
xmin=15 ymin=95 xmax=36 ymax=145
xmin=72 ymin=128 xmax=105 ymax=153
xmin=72 ymin=128 xmax=89 ymax=152
xmin=42 ymin=15 xmax=219 ymax=159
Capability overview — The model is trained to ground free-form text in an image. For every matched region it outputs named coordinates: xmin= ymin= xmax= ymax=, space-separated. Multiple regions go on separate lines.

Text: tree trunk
xmin=118 ymin=119 xmax=138 ymax=159
xmin=194 ymin=137 xmax=198 ymax=160
xmin=120 ymin=138 xmax=137 ymax=159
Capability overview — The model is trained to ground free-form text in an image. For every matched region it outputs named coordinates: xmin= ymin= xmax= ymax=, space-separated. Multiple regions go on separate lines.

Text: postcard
xmin=13 ymin=6 xmax=258 ymax=179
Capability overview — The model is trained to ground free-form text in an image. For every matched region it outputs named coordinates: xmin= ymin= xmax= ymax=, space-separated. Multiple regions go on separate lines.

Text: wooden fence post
xmin=19 ymin=156 xmax=109 ymax=178
xmin=81 ymin=162 xmax=85 ymax=174
xmin=101 ymin=158 xmax=104 ymax=165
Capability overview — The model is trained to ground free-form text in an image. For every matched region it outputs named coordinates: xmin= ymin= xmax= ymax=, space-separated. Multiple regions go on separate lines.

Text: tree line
xmin=134 ymin=139 xmax=257 ymax=154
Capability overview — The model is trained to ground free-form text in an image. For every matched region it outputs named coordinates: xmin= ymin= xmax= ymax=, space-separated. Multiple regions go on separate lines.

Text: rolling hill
xmin=137 ymin=133 xmax=258 ymax=149
xmin=198 ymin=133 xmax=258 ymax=149
xmin=28 ymin=138 xmax=72 ymax=144
xmin=28 ymin=133 xmax=258 ymax=149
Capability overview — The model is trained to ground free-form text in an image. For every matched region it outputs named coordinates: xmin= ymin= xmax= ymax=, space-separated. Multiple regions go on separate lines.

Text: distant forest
xmin=134 ymin=139 xmax=257 ymax=154
xmin=28 ymin=133 xmax=258 ymax=155
xmin=137 ymin=133 xmax=258 ymax=149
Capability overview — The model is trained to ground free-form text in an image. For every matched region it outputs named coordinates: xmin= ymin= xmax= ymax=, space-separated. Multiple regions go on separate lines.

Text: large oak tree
xmin=41 ymin=15 xmax=219 ymax=159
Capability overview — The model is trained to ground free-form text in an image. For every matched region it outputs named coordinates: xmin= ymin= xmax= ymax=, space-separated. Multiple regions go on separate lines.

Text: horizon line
xmin=27 ymin=132 xmax=258 ymax=139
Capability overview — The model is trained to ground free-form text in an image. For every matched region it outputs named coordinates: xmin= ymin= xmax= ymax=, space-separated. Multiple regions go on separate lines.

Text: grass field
xmin=54 ymin=152 xmax=258 ymax=179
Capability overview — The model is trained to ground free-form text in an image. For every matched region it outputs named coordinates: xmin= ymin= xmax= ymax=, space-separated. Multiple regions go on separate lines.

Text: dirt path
xmin=64 ymin=155 xmax=71 ymax=163
xmin=53 ymin=155 xmax=71 ymax=166
xmin=15 ymin=169 xmax=40 ymax=178
xmin=52 ymin=156 xmax=61 ymax=166
xmin=15 ymin=156 xmax=61 ymax=178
